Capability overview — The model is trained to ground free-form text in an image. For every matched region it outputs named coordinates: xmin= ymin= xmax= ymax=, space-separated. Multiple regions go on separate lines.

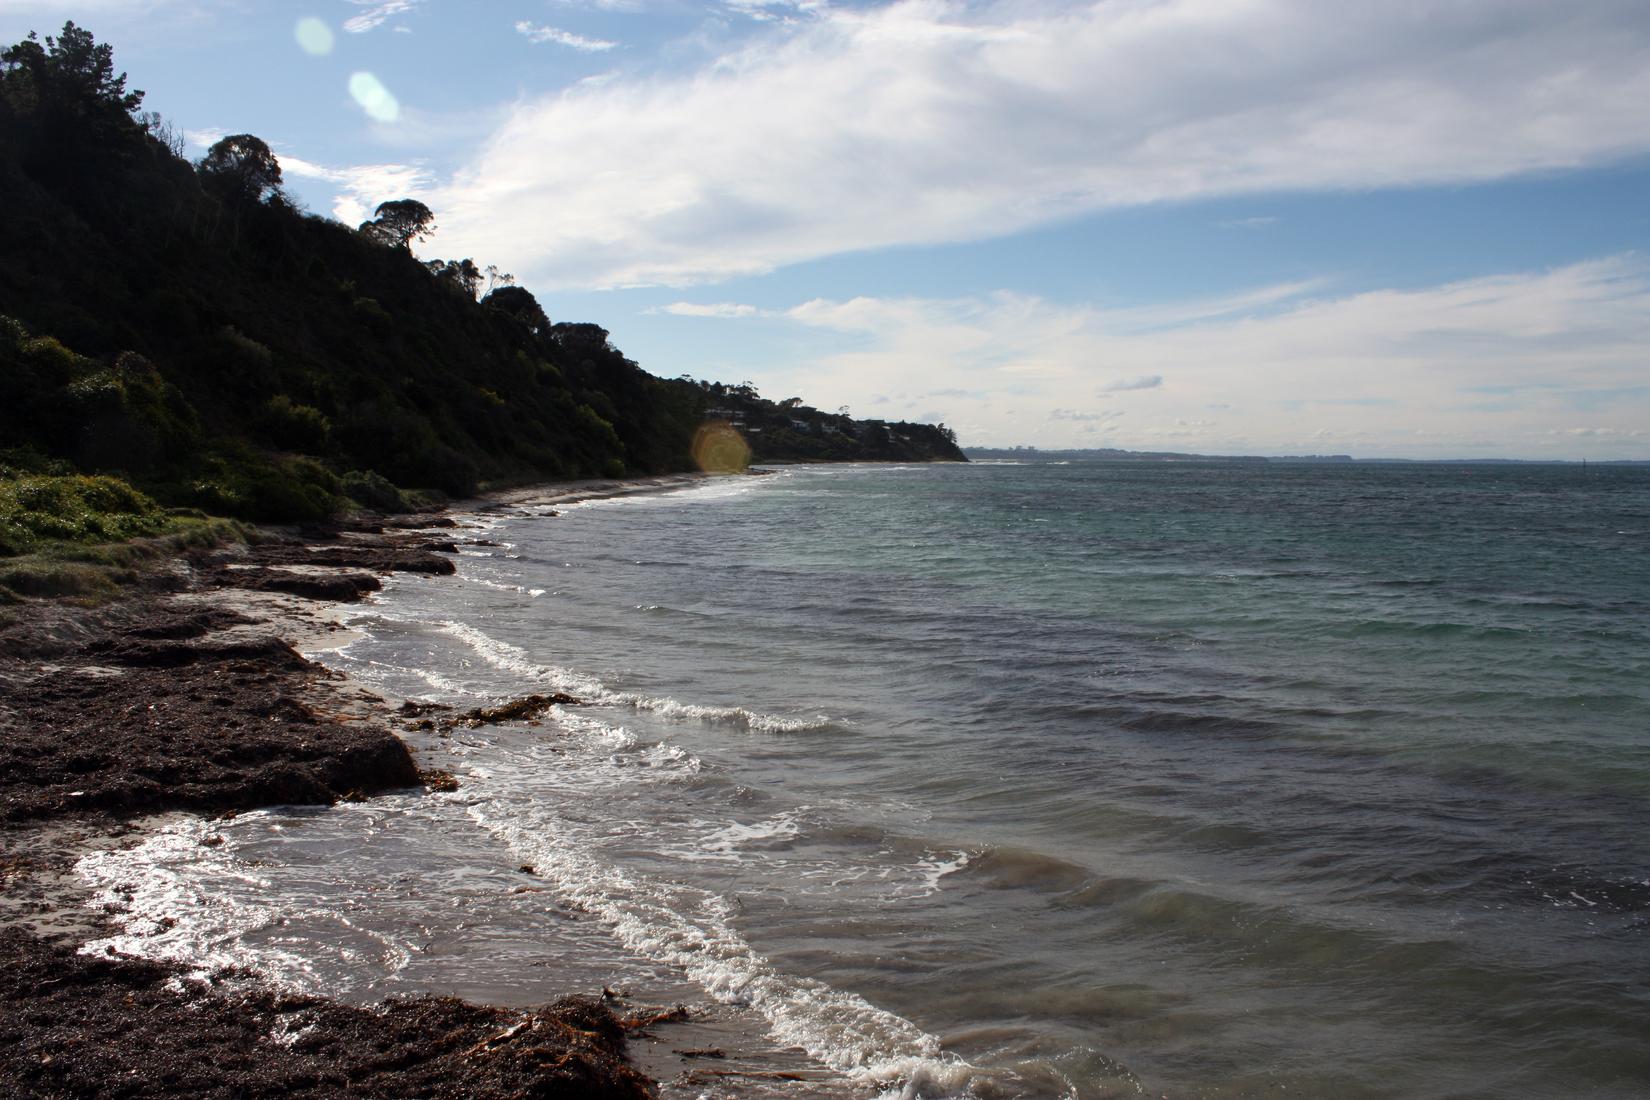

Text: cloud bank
xmin=423 ymin=0 xmax=1650 ymax=287
xmin=769 ymin=257 xmax=1650 ymax=456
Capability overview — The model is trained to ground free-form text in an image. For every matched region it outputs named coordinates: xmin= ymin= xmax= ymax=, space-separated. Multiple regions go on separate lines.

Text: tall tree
xmin=0 ymin=22 xmax=145 ymax=182
xmin=359 ymin=199 xmax=435 ymax=250
xmin=482 ymin=285 xmax=549 ymax=335
xmin=0 ymin=21 xmax=143 ymax=119
xmin=197 ymin=133 xmax=284 ymax=205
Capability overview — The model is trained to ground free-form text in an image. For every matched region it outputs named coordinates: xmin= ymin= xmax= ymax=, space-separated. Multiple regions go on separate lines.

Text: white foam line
xmin=463 ymin=575 xmax=547 ymax=598
xmin=434 ymin=620 xmax=836 ymax=732
xmin=74 ymin=816 xmax=414 ymax=993
xmin=621 ymin=694 xmax=835 ymax=734
xmin=463 ymin=796 xmax=978 ymax=1096
xmin=435 ymin=620 xmax=610 ymax=699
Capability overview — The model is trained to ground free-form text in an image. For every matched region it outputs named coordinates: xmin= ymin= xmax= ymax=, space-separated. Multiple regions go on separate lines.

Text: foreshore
xmin=0 ymin=472 xmax=833 ymax=1099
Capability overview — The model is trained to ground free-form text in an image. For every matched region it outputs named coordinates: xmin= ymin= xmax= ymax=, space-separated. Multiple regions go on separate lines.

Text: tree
xmin=427 ymin=257 xmax=482 ymax=298
xmin=1 ymin=22 xmax=143 ymax=118
xmin=198 ymin=133 xmax=284 ymax=205
xmin=1 ymin=22 xmax=145 ymax=177
xmin=359 ymin=198 xmax=434 ymax=250
xmin=482 ymin=285 xmax=549 ymax=335
xmin=135 ymin=110 xmax=183 ymax=157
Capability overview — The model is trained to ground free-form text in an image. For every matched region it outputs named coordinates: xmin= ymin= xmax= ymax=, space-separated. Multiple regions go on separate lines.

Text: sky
xmin=5 ymin=1 xmax=1649 ymax=458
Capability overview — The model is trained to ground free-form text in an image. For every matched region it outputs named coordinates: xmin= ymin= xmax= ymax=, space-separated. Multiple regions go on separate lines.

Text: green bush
xmin=259 ymin=394 xmax=331 ymax=453
xmin=0 ymin=315 xmax=26 ymax=350
xmin=341 ymin=469 xmax=409 ymax=512
xmin=0 ymin=447 xmax=74 ymax=478
xmin=0 ymin=473 xmax=172 ymax=553
xmin=0 ymin=560 xmax=125 ymax=600
xmin=20 ymin=335 xmax=82 ymax=382
xmin=185 ymin=453 xmax=341 ymax=523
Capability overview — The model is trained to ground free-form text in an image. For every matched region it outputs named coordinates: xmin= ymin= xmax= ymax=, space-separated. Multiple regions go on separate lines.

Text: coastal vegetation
xmin=0 ymin=22 xmax=963 ymax=568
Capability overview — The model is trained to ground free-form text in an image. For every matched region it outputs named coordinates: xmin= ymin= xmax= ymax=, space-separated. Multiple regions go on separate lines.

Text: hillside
xmin=0 ymin=23 xmax=963 ymax=542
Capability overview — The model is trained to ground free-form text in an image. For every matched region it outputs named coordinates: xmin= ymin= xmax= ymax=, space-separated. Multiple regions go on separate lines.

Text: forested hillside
xmin=0 ymin=23 xmax=962 ymax=544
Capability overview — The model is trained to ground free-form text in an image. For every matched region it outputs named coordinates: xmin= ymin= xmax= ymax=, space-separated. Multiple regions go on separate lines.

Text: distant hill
xmin=0 ymin=23 xmax=962 ymax=533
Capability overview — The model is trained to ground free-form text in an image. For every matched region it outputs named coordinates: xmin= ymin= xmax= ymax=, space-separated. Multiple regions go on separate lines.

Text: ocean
xmin=79 ymin=461 xmax=1650 ymax=1098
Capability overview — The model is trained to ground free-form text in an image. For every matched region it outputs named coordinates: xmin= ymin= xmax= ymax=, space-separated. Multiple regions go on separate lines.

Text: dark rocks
xmin=0 ymin=508 xmax=667 ymax=1100
xmin=0 ymin=621 xmax=418 ymax=822
xmin=89 ymin=634 xmax=308 ymax=670
xmin=0 ymin=931 xmax=655 ymax=1099
xmin=228 ymin=568 xmax=384 ymax=602
xmin=456 ymin=693 xmax=585 ymax=726
xmin=420 ymin=768 xmax=460 ymax=792
xmin=121 ymin=606 xmax=255 ymax=640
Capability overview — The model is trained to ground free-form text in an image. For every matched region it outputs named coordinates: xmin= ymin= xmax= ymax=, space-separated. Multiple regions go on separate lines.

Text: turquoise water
xmin=82 ymin=461 xmax=1650 ymax=1098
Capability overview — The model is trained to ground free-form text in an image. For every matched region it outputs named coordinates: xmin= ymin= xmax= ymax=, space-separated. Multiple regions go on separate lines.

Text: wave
xmin=76 ymin=815 xmax=417 ymax=992
xmin=623 ymin=695 xmax=836 ymax=733
xmin=463 ymin=797 xmax=982 ymax=1096
xmin=462 ymin=575 xmax=546 ymax=598
xmin=432 ymin=620 xmax=839 ymax=733
xmin=958 ymin=846 xmax=1095 ymax=893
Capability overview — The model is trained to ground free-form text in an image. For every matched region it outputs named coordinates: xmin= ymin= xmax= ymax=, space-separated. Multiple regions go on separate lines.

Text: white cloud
xmin=724 ymin=0 xmax=828 ymax=23
xmin=278 ymin=153 xmax=434 ymax=227
xmin=515 ymin=20 xmax=618 ymax=51
xmin=0 ymin=0 xmax=155 ymax=11
xmin=658 ymin=301 xmax=760 ymax=317
xmin=1556 ymin=426 xmax=1645 ymax=438
xmin=422 ymin=0 xmax=1650 ymax=288
xmin=761 ymin=257 xmax=1650 ymax=457
xmin=343 ymin=0 xmax=421 ymax=34
xmin=1099 ymin=374 xmax=1162 ymax=392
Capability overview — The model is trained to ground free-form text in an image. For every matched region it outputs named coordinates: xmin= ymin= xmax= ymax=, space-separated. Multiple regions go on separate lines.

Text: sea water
xmin=80 ymin=462 xmax=1650 ymax=1098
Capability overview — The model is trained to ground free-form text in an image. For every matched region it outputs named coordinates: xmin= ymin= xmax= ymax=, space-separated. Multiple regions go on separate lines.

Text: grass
xmin=0 ymin=472 xmax=247 ymax=607
xmin=0 ymin=474 xmax=175 ymax=552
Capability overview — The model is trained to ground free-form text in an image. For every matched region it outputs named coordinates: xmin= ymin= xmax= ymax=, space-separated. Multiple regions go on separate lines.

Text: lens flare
xmin=294 ymin=17 xmax=334 ymax=56
xmin=692 ymin=422 xmax=752 ymax=473
xmin=349 ymin=71 xmax=400 ymax=123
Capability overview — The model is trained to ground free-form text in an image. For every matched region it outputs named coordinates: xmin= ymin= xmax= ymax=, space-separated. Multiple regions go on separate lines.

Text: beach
xmin=0 ymin=473 xmax=835 ymax=1099
xmin=6 ymin=461 xmax=1648 ymax=1099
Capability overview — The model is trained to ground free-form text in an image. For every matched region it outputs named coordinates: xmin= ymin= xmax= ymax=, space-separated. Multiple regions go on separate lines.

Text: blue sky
xmin=5 ymin=0 xmax=1649 ymax=457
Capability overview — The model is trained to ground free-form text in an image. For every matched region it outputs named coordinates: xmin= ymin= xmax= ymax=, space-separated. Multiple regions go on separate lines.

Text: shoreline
xmin=0 ymin=471 xmax=842 ymax=1099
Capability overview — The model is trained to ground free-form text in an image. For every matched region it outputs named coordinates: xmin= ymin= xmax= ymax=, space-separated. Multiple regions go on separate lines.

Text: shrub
xmin=20 ymin=334 xmax=83 ymax=383
xmin=187 ymin=453 xmax=342 ymax=523
xmin=341 ymin=469 xmax=408 ymax=512
xmin=258 ymin=394 xmax=331 ymax=453
xmin=0 ymin=473 xmax=172 ymax=553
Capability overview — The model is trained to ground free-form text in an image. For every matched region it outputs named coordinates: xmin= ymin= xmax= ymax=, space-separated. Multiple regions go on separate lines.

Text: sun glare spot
xmin=348 ymin=72 xmax=400 ymax=123
xmin=295 ymin=17 xmax=334 ymax=56
xmin=692 ymin=422 xmax=752 ymax=474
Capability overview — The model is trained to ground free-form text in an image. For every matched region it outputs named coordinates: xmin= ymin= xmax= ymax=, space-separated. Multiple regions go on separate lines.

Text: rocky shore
xmin=0 ymin=495 xmax=674 ymax=1098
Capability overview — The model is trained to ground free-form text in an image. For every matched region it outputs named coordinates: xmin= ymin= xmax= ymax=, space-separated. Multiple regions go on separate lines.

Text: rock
xmin=229 ymin=569 xmax=384 ymax=602
xmin=457 ymin=694 xmax=583 ymax=726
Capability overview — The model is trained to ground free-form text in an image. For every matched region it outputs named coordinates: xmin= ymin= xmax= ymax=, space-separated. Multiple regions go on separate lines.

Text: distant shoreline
xmin=964 ymin=447 xmax=1650 ymax=465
